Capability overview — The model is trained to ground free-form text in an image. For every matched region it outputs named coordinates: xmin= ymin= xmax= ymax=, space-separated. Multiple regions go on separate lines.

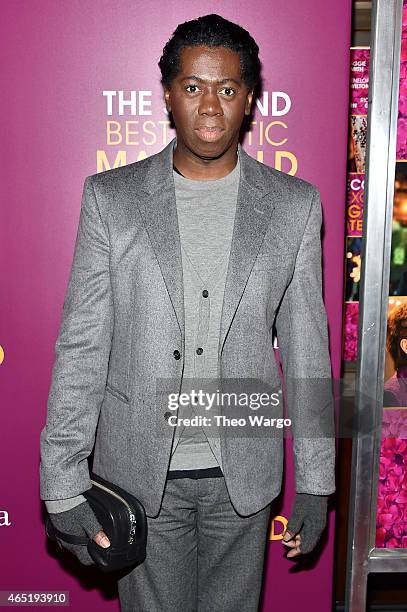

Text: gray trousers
xmin=117 ymin=476 xmax=271 ymax=612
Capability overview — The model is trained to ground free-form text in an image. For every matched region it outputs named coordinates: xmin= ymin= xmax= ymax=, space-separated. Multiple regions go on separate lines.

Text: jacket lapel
xmin=134 ymin=136 xmax=282 ymax=354
xmin=135 ymin=139 xmax=185 ymax=337
xmin=217 ymin=148 xmax=279 ymax=355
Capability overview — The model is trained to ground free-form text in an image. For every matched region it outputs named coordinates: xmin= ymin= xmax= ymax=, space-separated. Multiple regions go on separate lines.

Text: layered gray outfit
xmin=39 ymin=136 xmax=335 ymax=610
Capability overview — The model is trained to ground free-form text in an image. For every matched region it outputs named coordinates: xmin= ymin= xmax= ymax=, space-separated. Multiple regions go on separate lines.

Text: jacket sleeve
xmin=44 ymin=494 xmax=87 ymax=514
xmin=40 ymin=176 xmax=114 ymax=500
xmin=275 ymin=186 xmax=336 ymax=495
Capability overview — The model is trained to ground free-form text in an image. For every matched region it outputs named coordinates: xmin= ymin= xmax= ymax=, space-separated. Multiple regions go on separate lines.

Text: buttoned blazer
xmin=39 ymin=137 xmax=335 ymax=517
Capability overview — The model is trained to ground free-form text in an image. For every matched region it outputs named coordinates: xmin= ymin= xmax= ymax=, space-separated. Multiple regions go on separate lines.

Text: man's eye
xmin=220 ymin=87 xmax=236 ymax=96
xmin=185 ymin=85 xmax=199 ymax=93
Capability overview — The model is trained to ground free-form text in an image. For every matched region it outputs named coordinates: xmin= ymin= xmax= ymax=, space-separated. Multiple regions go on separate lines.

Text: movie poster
xmin=343 ymin=46 xmax=369 ymax=362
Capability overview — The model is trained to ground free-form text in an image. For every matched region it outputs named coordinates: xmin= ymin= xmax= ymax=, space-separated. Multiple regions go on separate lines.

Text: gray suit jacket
xmin=40 ymin=137 xmax=335 ymax=517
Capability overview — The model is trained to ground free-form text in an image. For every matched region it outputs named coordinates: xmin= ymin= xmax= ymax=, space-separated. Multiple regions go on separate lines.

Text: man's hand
xmin=282 ymin=493 xmax=328 ymax=558
xmin=49 ymin=501 xmax=110 ymax=566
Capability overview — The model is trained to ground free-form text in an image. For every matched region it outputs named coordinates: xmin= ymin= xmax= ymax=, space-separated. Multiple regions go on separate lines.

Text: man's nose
xmin=198 ymin=89 xmax=223 ymax=115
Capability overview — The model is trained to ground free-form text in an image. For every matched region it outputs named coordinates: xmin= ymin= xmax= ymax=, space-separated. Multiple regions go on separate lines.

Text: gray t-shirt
xmin=168 ymin=152 xmax=240 ymax=471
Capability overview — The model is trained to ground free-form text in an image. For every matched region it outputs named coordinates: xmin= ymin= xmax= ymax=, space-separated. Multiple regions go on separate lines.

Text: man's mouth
xmin=195 ymin=127 xmax=225 ymax=142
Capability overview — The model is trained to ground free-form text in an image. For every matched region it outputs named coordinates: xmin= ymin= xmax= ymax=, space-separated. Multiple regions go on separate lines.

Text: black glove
xmin=49 ymin=501 xmax=107 ymax=566
xmin=283 ymin=493 xmax=328 ymax=555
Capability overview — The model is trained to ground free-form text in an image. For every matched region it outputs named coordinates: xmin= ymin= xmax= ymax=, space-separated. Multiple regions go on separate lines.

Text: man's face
xmin=164 ymin=45 xmax=253 ymax=159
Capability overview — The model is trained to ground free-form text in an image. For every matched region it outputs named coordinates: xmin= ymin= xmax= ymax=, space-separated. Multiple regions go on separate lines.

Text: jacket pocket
xmin=105 ymin=382 xmax=130 ymax=404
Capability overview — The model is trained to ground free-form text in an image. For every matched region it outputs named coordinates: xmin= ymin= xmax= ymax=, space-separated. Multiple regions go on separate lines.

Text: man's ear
xmin=245 ymin=89 xmax=254 ymax=115
xmin=164 ymin=88 xmax=172 ymax=114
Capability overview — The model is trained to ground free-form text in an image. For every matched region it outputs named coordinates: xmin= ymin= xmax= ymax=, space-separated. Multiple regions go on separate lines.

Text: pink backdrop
xmin=1 ymin=1 xmax=351 ymax=610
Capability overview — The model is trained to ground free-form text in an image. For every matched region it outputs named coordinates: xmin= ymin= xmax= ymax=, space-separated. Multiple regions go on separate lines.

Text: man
xmin=40 ymin=13 xmax=335 ymax=612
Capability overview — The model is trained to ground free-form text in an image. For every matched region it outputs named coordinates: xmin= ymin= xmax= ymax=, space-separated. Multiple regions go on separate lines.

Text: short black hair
xmin=158 ymin=14 xmax=261 ymax=93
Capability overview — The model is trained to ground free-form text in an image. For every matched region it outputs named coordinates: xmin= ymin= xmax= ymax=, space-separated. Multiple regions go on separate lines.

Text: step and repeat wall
xmin=1 ymin=1 xmax=351 ymax=610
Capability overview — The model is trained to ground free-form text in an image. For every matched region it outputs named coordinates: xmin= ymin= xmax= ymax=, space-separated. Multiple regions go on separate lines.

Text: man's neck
xmin=173 ymin=163 xmax=186 ymax=177
xmin=172 ymin=140 xmax=238 ymax=181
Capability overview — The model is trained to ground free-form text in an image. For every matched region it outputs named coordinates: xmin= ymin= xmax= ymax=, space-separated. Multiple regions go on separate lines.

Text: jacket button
xmin=173 ymin=350 xmax=181 ymax=360
xmin=196 ymin=347 xmax=203 ymax=355
xmin=202 ymin=289 xmax=209 ymax=298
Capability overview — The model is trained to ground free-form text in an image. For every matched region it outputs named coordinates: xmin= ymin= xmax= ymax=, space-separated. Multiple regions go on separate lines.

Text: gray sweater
xmin=168 ymin=153 xmax=240 ymax=470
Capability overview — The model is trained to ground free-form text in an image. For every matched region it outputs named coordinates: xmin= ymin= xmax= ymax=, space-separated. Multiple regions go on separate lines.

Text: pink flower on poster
xmin=396 ymin=0 xmax=407 ymax=158
xmin=376 ymin=410 xmax=407 ymax=548
xmin=343 ymin=302 xmax=359 ymax=361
